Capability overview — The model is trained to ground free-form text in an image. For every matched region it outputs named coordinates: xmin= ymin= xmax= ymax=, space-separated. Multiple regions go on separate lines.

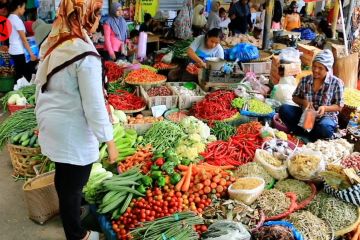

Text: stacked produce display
xmin=2 ymin=56 xmax=360 ymax=240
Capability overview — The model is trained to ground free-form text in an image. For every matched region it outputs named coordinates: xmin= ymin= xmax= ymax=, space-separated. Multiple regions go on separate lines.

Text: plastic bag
xmin=255 ymin=149 xmax=288 ymax=180
xmin=298 ymin=103 xmax=317 ymax=132
xmin=225 ymin=43 xmax=259 ymax=62
xmin=14 ymin=77 xmax=31 ymax=90
xmin=241 ymin=72 xmax=270 ymax=96
xmin=161 ymin=51 xmax=173 ymax=64
xmin=271 ymin=84 xmax=297 ymax=105
xmin=262 ymin=221 xmax=304 ymax=240
xmin=287 ymin=149 xmax=326 ymax=181
xmin=202 ymin=220 xmax=251 ymax=240
xmin=279 ymin=47 xmax=301 ymax=64
xmin=228 ymin=177 xmax=265 ymax=205
xmin=24 ymin=37 xmax=39 ymax=63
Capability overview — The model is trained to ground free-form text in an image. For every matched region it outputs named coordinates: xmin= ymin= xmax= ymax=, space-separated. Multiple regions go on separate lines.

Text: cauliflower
xmin=192 ymin=142 xmax=206 ymax=152
xmin=207 ymin=135 xmax=217 ymax=142
xmin=180 ymin=116 xmax=211 ymax=139
xmin=189 ymin=133 xmax=202 ymax=143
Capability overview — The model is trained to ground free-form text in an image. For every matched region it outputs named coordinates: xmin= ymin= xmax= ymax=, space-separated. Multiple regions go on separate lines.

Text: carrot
xmin=352 ymin=224 xmax=360 ymax=240
xmin=182 ymin=164 xmax=193 ymax=192
xmin=175 ymin=176 xmax=185 ymax=192
xmin=177 ymin=165 xmax=189 ymax=171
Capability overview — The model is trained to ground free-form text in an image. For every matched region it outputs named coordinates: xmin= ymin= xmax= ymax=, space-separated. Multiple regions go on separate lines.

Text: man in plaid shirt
xmin=279 ymin=49 xmax=344 ymax=141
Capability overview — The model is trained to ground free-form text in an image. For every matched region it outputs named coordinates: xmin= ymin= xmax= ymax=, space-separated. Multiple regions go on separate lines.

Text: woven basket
xmin=7 ymin=144 xmax=41 ymax=178
xmin=23 ymin=171 xmax=59 ymax=224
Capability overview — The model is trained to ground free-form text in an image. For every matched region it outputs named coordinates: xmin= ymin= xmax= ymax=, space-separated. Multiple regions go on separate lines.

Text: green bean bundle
xmin=141 ymin=120 xmax=186 ymax=152
xmin=130 ymin=212 xmax=203 ymax=240
xmin=0 ymin=108 xmax=37 ymax=149
xmin=211 ymin=121 xmax=236 ymax=141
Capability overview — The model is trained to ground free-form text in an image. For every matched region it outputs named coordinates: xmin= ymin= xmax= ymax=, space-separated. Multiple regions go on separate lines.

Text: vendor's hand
xmin=197 ymin=61 xmax=207 ymax=69
xmin=106 ymin=140 xmax=119 ymax=164
xmin=317 ymin=106 xmax=326 ymax=116
xmin=30 ymin=54 xmax=37 ymax=62
xmin=110 ymin=53 xmax=116 ymax=61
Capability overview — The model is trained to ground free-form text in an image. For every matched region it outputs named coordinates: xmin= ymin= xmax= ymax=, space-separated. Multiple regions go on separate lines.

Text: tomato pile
xmin=112 ymin=186 xmax=212 ymax=239
xmin=186 ymin=63 xmax=200 ymax=75
xmin=108 ymin=90 xmax=145 ymax=111
xmin=125 ymin=69 xmax=166 ymax=84
xmin=153 ymin=62 xmax=177 ymax=70
xmin=105 ymin=61 xmax=124 ymax=82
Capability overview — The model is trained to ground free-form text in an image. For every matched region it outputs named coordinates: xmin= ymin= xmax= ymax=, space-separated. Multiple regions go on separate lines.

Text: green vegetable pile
xmin=130 ymin=212 xmax=203 ymax=240
xmin=10 ymin=129 xmax=39 ymax=148
xmin=98 ymin=167 xmax=145 ymax=219
xmin=107 ymin=82 xmax=135 ymax=94
xmin=211 ymin=121 xmax=236 ymax=141
xmin=141 ymin=120 xmax=186 ymax=152
xmin=99 ymin=124 xmax=137 ymax=162
xmin=1 ymin=85 xmax=36 ymax=111
xmin=0 ymin=108 xmax=37 ymax=149
xmin=168 ymin=39 xmax=193 ymax=58
xmin=83 ymin=163 xmax=113 ymax=204
xmin=232 ymin=98 xmax=273 ymax=115
xmin=307 ymin=191 xmax=358 ymax=231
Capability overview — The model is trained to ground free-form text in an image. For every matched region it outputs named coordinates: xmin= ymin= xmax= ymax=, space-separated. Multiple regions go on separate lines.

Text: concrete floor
xmin=0 ymin=149 xmax=65 ymax=240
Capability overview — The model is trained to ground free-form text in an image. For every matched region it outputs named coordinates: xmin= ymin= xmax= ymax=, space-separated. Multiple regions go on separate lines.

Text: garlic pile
xmin=302 ymin=139 xmax=353 ymax=164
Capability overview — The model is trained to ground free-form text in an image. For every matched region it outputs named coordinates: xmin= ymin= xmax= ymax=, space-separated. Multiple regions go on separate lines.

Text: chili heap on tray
xmin=108 ymin=90 xmax=145 ymax=111
xmin=104 ymin=61 xmax=124 ymax=82
xmin=125 ymin=69 xmax=166 ymax=84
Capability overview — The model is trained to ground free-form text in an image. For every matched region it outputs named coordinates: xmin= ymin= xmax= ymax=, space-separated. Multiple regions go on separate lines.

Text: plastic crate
xmin=140 ymin=84 xmax=178 ymax=109
xmin=0 ymin=76 xmax=15 ymax=92
xmin=241 ymin=61 xmax=272 ymax=75
xmin=168 ymin=82 xmax=206 ymax=109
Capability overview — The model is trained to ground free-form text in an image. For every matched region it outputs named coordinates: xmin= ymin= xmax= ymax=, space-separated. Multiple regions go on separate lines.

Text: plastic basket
xmin=23 ymin=171 xmax=59 ymax=224
xmin=7 ymin=144 xmax=42 ymax=178
xmin=241 ymin=61 xmax=272 ymax=75
xmin=7 ymin=104 xmax=33 ymax=115
xmin=0 ymin=76 xmax=15 ymax=92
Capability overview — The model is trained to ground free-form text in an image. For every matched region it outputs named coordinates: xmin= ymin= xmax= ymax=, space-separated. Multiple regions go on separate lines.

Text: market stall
xmin=2 ymin=0 xmax=360 ymax=239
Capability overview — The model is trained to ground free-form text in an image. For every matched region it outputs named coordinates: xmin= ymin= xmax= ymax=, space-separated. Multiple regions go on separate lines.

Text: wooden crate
xmin=168 ymin=82 xmax=206 ymax=110
xmin=140 ymin=84 xmax=178 ymax=109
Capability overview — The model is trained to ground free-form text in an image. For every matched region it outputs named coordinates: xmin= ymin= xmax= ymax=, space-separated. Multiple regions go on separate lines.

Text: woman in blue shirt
xmin=187 ymin=28 xmax=224 ymax=68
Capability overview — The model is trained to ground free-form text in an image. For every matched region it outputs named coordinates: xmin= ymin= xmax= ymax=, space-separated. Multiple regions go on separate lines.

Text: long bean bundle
xmin=129 ymin=212 xmax=203 ymax=240
xmin=0 ymin=108 xmax=37 ymax=149
xmin=141 ymin=120 xmax=186 ymax=152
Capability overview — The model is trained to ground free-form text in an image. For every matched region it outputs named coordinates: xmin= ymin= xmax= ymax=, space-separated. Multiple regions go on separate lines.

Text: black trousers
xmin=10 ymin=54 xmax=36 ymax=81
xmin=54 ymin=162 xmax=93 ymax=240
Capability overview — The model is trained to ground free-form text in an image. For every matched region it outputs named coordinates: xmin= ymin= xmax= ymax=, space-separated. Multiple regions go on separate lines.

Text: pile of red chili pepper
xmin=105 ymin=61 xmax=124 ymax=82
xmin=108 ymin=90 xmax=145 ymax=111
xmin=237 ymin=121 xmax=263 ymax=135
xmin=201 ymin=133 xmax=263 ymax=166
xmin=192 ymin=90 xmax=238 ymax=121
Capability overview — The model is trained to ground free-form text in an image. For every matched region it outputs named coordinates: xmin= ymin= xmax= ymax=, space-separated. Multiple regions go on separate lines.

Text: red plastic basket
xmin=7 ymin=104 xmax=33 ymax=115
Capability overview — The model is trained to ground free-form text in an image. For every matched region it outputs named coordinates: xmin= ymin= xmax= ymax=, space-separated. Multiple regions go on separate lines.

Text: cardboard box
xmin=297 ymin=43 xmax=321 ymax=66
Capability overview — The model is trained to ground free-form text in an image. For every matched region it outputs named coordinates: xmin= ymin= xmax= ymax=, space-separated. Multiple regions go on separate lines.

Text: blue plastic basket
xmin=89 ymin=205 xmax=117 ymax=240
xmin=240 ymin=110 xmax=276 ymax=118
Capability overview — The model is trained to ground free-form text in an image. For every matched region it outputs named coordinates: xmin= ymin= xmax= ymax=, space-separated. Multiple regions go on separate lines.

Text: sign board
xmin=141 ymin=0 xmax=159 ymax=17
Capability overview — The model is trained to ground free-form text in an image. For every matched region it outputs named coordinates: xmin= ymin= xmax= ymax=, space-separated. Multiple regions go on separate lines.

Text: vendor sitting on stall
xmin=187 ymin=28 xmax=224 ymax=69
xmin=279 ymin=50 xmax=344 ymax=141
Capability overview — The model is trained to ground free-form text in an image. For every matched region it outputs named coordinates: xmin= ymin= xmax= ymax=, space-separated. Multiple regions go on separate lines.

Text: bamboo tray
xmin=125 ymin=78 xmax=167 ymax=86
xmin=250 ymin=50 xmax=274 ymax=62
xmin=335 ymin=208 xmax=360 ymax=236
xmin=122 ymin=106 xmax=146 ymax=114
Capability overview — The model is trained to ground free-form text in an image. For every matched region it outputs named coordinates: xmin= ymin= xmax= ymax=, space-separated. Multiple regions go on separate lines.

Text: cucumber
xmin=20 ymin=131 xmax=30 ymax=142
xmin=12 ymin=132 xmax=23 ymax=143
xmin=34 ymin=143 xmax=40 ymax=148
xmin=29 ymin=135 xmax=37 ymax=147
xmin=21 ymin=139 xmax=30 ymax=147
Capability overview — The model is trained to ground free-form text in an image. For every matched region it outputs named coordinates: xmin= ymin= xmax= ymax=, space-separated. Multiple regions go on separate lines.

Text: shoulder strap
xmin=42 ymin=51 xmax=101 ymax=92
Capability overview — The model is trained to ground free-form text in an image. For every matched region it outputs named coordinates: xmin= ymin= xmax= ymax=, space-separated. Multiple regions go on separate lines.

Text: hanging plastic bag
xmin=298 ymin=103 xmax=317 ymax=132
xmin=279 ymin=47 xmax=301 ymax=64
xmin=225 ymin=43 xmax=259 ymax=62
xmin=24 ymin=37 xmax=39 ymax=63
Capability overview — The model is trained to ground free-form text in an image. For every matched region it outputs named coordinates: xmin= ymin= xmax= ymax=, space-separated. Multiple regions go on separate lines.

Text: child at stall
xmin=126 ymin=29 xmax=139 ymax=63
